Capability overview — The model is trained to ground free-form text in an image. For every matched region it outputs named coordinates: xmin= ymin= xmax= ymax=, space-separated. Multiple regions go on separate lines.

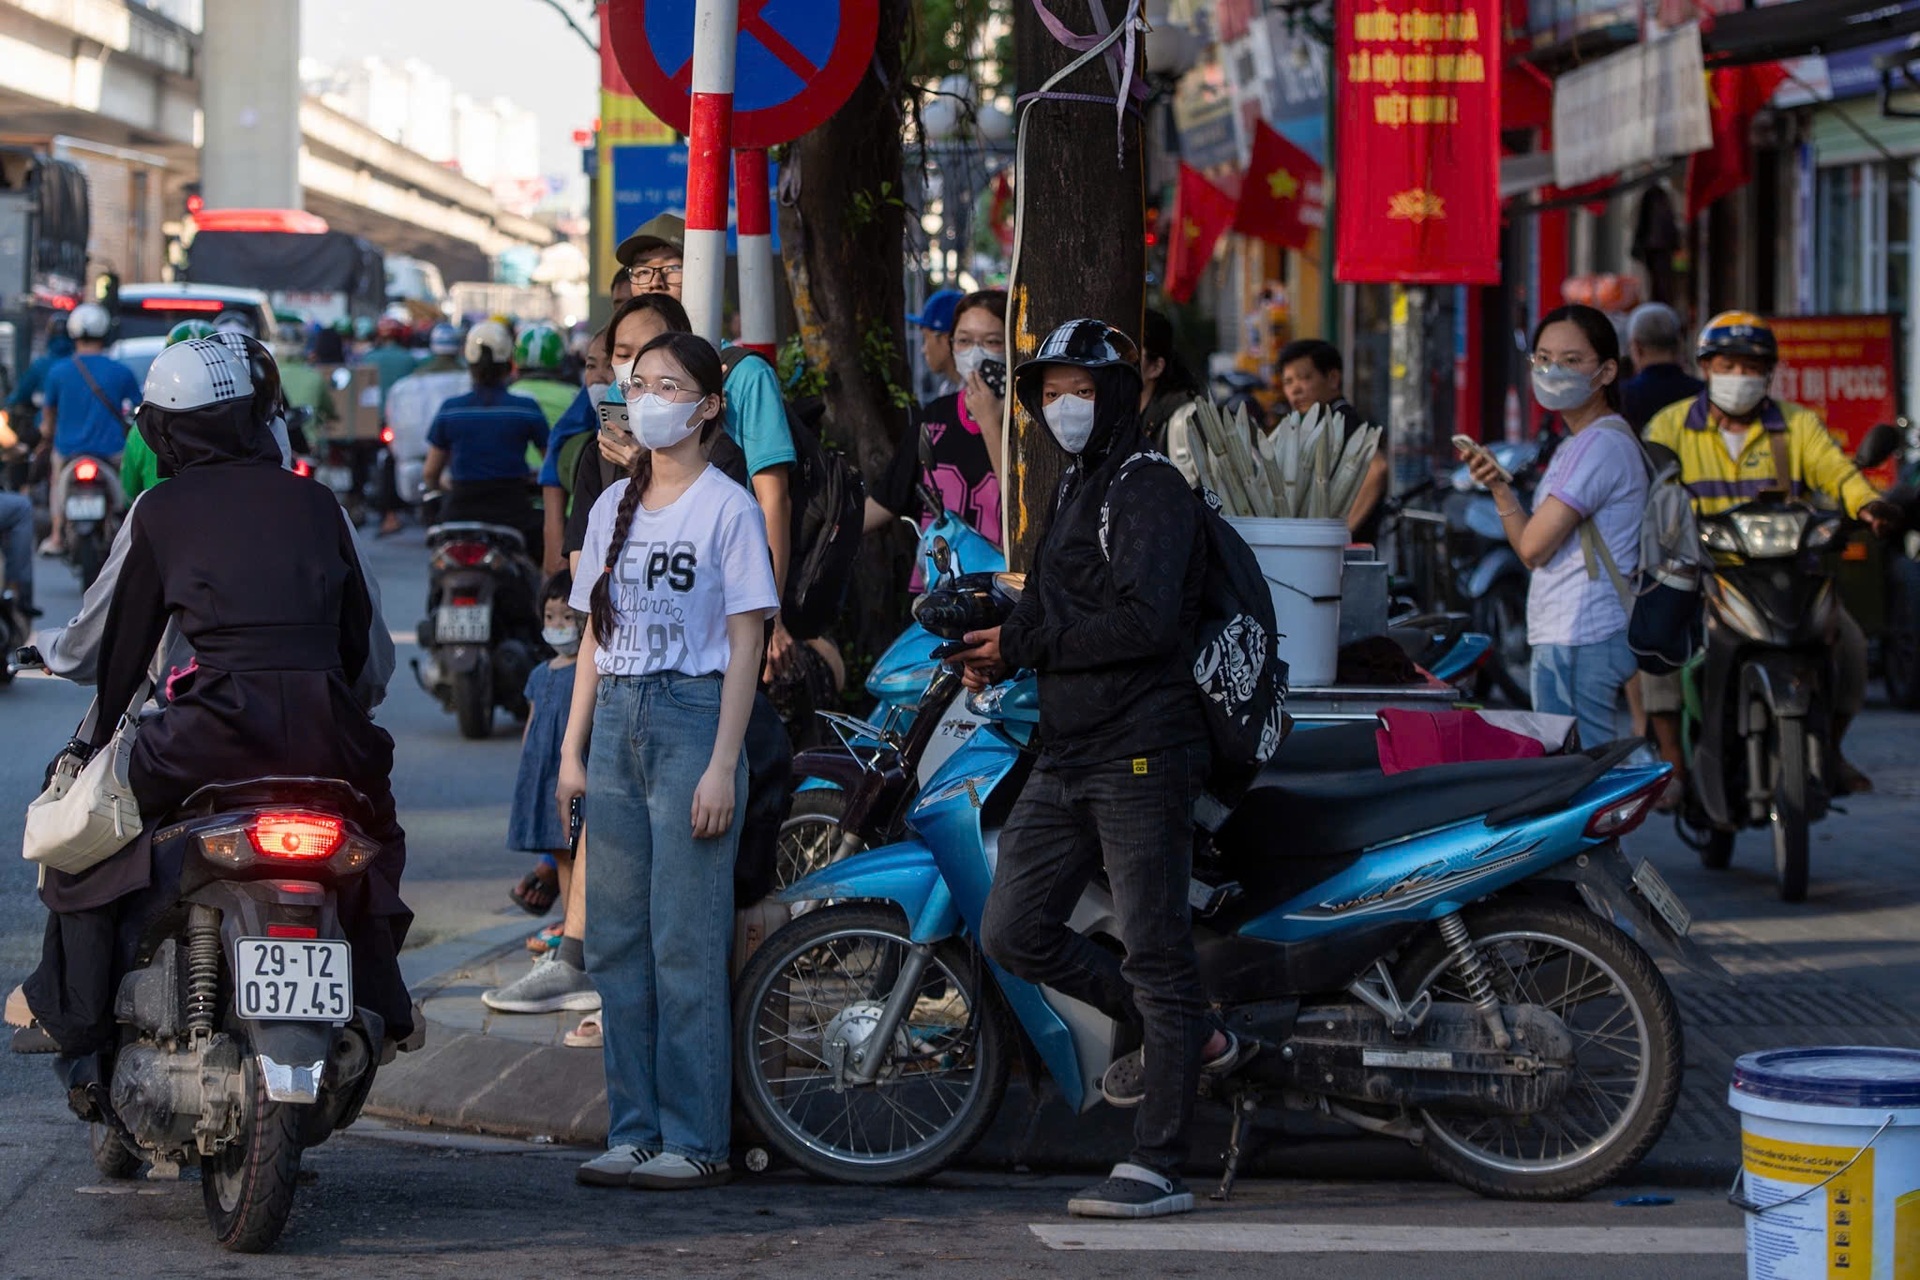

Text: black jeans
xmin=980 ymin=744 xmax=1210 ymax=1176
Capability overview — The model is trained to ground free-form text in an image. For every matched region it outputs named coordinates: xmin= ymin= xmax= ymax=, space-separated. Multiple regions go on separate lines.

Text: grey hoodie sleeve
xmin=344 ymin=509 xmax=394 ymax=711
xmin=43 ymin=502 xmax=139 ymax=684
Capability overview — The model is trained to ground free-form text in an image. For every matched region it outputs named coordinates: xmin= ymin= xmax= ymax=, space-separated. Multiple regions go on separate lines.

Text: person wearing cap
xmin=379 ymin=322 xmax=470 ymax=535
xmin=614 ymin=210 xmax=802 ymax=676
xmin=1644 ymin=310 xmax=1904 ymax=795
xmin=953 ymin=318 xmax=1249 ymax=1221
xmin=909 ymin=287 xmax=965 ymax=402
xmin=1620 ymin=303 xmax=1703 ymax=432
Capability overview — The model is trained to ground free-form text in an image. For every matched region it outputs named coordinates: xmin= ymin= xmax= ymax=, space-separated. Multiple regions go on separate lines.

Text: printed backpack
xmin=719 ymin=348 xmax=866 ymax=639
xmin=1102 ymin=451 xmax=1291 ymax=822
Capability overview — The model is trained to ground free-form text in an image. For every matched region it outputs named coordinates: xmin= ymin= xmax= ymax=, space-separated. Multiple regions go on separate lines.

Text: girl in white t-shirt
xmin=557 ymin=332 xmax=779 ymax=1190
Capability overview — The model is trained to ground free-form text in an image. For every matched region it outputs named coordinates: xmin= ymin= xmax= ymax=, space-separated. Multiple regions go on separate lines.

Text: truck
xmin=182 ymin=208 xmax=385 ymax=330
xmin=0 ymin=146 xmax=90 ymax=402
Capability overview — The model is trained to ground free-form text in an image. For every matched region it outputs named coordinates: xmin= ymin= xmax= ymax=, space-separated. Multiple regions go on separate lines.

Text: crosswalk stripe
xmin=1029 ymin=1224 xmax=1746 ymax=1254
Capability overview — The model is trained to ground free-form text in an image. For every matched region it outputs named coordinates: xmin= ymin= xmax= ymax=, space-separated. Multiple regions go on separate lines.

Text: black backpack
xmin=720 ymin=348 xmax=865 ymax=640
xmin=1102 ymin=451 xmax=1291 ymax=822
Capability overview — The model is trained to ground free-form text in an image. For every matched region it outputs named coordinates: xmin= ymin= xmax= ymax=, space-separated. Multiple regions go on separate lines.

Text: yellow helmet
xmin=1697 ymin=310 xmax=1776 ymax=363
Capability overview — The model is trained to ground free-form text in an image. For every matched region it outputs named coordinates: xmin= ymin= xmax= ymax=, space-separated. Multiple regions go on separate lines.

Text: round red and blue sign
xmin=607 ymin=0 xmax=878 ymax=149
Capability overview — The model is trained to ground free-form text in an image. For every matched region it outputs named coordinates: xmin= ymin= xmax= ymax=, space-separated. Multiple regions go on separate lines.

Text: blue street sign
xmin=611 ymin=144 xmax=781 ymax=253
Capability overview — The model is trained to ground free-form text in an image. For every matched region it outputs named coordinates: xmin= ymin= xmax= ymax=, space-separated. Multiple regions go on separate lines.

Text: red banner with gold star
xmin=1333 ymin=0 xmax=1500 ymax=284
xmin=1166 ymin=163 xmax=1238 ymax=304
xmin=1235 ymin=121 xmax=1325 ymax=251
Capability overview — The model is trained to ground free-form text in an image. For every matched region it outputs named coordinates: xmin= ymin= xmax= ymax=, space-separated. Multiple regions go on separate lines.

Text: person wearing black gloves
xmin=952 ymin=318 xmax=1249 ymax=1221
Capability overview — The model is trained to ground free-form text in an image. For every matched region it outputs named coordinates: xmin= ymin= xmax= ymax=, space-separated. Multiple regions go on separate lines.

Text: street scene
xmin=5 ymin=0 xmax=1920 ymax=1275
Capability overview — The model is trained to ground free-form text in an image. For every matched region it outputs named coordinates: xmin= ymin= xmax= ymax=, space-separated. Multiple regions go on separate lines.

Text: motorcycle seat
xmin=425 ymin=522 xmax=527 ymax=555
xmin=1222 ymin=735 xmax=1595 ymax=861
xmin=170 ymin=776 xmax=378 ymax=830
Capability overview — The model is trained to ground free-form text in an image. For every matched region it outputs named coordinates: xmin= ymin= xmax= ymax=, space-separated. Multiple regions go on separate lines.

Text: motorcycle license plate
xmin=436 ymin=603 xmax=491 ymax=643
xmin=316 ymin=465 xmax=354 ymax=492
xmin=1631 ymin=859 xmax=1692 ymax=937
xmin=65 ymin=493 xmax=107 ymax=522
xmin=234 ymin=938 xmax=353 ymax=1022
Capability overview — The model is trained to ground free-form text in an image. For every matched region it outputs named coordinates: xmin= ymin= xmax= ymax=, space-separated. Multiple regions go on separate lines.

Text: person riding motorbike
xmin=38 ymin=302 xmax=139 ymax=555
xmin=953 ymin=318 xmax=1249 ymax=1220
xmin=1643 ymin=310 xmax=1904 ymax=794
xmin=20 ymin=337 xmax=413 ymax=1110
xmin=120 ymin=320 xmax=217 ymax=502
xmin=509 ymin=324 xmax=577 ymax=429
xmin=421 ymin=321 xmax=549 ymax=556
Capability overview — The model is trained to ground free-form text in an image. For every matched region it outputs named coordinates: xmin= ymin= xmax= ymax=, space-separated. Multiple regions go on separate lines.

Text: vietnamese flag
xmin=1686 ymin=63 xmax=1789 ymax=220
xmin=1165 ymin=164 xmax=1237 ymax=304
xmin=1235 ymin=121 xmax=1326 ymax=251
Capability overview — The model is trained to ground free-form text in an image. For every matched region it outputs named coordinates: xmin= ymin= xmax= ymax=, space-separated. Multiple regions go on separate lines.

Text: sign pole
xmin=735 ymin=148 xmax=777 ymax=356
xmin=684 ymin=0 xmax=738 ymax=343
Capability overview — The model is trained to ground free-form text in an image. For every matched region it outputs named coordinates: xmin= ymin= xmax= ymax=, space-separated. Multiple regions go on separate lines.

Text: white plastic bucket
xmin=1727 ymin=1046 xmax=1920 ymax=1279
xmin=1224 ymin=516 xmax=1347 ymax=688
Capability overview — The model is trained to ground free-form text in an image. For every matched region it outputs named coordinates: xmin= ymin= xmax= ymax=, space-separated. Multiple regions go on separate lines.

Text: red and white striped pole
xmin=735 ymin=148 xmax=776 ymax=356
xmin=683 ymin=0 xmax=738 ymax=344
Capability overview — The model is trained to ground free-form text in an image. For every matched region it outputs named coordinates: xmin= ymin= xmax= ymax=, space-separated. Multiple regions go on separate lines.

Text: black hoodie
xmin=998 ymin=365 xmax=1208 ymax=768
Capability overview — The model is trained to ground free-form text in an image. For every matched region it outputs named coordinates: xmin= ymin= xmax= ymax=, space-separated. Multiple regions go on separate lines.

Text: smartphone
xmin=567 ymin=795 xmax=584 ymax=855
xmin=596 ymin=398 xmax=632 ymax=438
xmin=979 ymin=357 xmax=1007 ymax=400
xmin=1452 ymin=433 xmax=1512 ymax=483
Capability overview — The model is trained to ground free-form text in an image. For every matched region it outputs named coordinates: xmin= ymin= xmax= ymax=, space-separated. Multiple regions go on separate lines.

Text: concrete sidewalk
xmin=366 ymin=708 xmax=1920 ymax=1181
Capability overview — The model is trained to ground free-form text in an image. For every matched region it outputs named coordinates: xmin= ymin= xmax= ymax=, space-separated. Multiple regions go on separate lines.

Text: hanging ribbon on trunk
xmin=1017 ymin=0 xmax=1148 ymax=165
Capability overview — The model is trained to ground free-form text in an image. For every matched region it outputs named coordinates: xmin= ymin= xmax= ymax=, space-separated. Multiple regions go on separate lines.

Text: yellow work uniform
xmin=1643 ymin=393 xmax=1879 ymax=517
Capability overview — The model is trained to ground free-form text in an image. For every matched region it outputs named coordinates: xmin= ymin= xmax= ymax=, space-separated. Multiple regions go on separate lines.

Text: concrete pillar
xmin=199 ymin=0 xmax=302 ymax=209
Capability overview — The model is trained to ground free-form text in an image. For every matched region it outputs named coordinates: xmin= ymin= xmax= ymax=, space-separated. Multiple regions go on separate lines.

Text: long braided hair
xmin=587 ymin=331 xmax=727 ymax=645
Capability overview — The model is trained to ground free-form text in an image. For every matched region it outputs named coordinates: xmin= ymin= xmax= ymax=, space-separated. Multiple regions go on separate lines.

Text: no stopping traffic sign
xmin=607 ymin=0 xmax=878 ymax=149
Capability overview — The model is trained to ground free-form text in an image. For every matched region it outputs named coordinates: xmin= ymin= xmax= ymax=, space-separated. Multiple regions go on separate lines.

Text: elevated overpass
xmin=0 ymin=0 xmax=551 ymax=285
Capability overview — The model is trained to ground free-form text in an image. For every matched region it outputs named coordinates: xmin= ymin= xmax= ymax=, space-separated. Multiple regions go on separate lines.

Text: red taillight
xmin=380 ymin=426 xmax=395 ymax=444
xmin=444 ymin=542 xmax=489 ymax=567
xmin=140 ymin=297 xmax=225 ymax=312
xmin=73 ymin=459 xmax=99 ymax=482
xmin=266 ymin=924 xmax=319 ymax=938
xmin=248 ymin=813 xmax=344 ymax=861
xmin=450 ymin=594 xmax=480 ymax=606
xmin=294 ymin=459 xmax=312 ymax=477
xmin=1585 ymin=780 xmax=1666 ymax=839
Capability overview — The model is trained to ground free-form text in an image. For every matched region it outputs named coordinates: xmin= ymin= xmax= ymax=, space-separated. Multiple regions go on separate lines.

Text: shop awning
xmin=1702 ymin=0 xmax=1920 ymax=67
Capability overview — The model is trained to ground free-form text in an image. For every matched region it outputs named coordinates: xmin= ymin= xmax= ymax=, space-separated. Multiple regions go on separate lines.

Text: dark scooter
xmin=57 ymin=453 xmax=122 ymax=590
xmin=413 ymin=521 xmax=542 ymax=739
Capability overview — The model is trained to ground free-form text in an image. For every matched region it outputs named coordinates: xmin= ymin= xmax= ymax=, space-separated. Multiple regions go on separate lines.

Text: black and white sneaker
xmin=1067 ymin=1163 xmax=1196 ymax=1218
xmin=1100 ymin=1030 xmax=1256 ymax=1108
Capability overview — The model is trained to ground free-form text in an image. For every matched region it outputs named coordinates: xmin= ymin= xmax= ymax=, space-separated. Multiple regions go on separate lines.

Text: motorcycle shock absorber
xmin=1435 ymin=912 xmax=1511 ymax=1050
xmin=186 ymin=905 xmax=222 ymax=1041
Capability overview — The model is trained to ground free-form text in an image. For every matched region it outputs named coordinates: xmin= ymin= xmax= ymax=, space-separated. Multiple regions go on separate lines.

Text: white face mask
xmin=1708 ymin=372 xmax=1768 ymax=417
xmin=611 ymin=360 xmax=636 ymax=395
xmin=1043 ymin=394 xmax=1098 ymax=454
xmin=953 ymin=346 xmax=989 ymax=380
xmin=629 ymin=392 xmax=706 ymax=449
xmin=542 ymin=625 xmax=580 ymax=655
xmin=1531 ymin=364 xmax=1599 ymax=413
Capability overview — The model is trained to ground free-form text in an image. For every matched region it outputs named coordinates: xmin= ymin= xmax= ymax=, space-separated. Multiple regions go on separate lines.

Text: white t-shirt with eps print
xmin=571 ymin=464 xmax=780 ymax=677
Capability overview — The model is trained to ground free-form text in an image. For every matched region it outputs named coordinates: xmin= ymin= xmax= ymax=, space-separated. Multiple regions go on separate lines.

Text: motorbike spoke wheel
xmin=776 ymin=790 xmax=856 ymax=891
xmin=733 ymin=904 xmax=1009 ymax=1184
xmin=1396 ymin=902 xmax=1682 ymax=1200
xmin=201 ymin=1057 xmax=305 ymax=1253
xmin=1770 ymin=721 xmax=1811 ymax=903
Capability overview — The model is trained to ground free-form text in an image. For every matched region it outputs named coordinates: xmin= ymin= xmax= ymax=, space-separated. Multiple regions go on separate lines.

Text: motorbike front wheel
xmin=201 ymin=1057 xmax=304 ymax=1252
xmin=732 ymin=903 xmax=1011 ymax=1185
xmin=1770 ymin=720 xmax=1811 ymax=903
xmin=1394 ymin=901 xmax=1683 ymax=1200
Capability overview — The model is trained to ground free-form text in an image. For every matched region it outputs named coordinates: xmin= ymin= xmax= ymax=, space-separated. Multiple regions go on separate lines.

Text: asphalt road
xmin=5 ymin=525 xmax=1915 ymax=1276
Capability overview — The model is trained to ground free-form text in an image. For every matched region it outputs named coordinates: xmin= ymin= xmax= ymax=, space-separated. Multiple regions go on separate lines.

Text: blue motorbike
xmin=735 ymin=576 xmax=1711 ymax=1198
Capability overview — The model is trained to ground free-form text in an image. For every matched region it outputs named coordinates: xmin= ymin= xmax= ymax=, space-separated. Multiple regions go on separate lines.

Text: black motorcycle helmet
xmin=209 ymin=330 xmax=286 ymax=431
xmin=1012 ymin=319 xmax=1145 ymax=462
xmin=912 ymin=571 xmax=1025 ymax=642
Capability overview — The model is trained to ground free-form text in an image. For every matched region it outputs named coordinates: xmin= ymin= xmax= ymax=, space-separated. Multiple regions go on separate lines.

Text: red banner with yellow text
xmin=1769 ymin=314 xmax=1900 ymax=486
xmin=1334 ymin=0 xmax=1500 ymax=284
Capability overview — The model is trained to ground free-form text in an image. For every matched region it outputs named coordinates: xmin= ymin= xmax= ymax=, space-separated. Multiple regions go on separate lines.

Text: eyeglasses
xmin=1530 ymin=353 xmax=1596 ymax=374
xmin=627 ymin=263 xmax=684 ymax=287
xmin=625 ymin=376 xmax=704 ymax=401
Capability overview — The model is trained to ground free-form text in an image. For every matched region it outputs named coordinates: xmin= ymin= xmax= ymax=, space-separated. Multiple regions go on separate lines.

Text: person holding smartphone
xmin=863 ymin=289 xmax=1008 ymax=573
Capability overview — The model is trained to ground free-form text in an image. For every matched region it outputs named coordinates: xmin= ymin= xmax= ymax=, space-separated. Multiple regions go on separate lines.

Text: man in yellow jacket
xmin=1643 ymin=311 xmax=1903 ymax=795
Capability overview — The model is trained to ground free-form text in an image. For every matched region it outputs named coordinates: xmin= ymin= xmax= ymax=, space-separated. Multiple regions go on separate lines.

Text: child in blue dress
xmin=482 ymin=571 xmax=602 ymax=1015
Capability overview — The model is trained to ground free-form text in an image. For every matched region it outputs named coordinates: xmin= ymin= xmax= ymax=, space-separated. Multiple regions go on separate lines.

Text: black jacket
xmin=999 ymin=367 xmax=1207 ymax=768
xmin=1621 ymin=362 xmax=1704 ymax=433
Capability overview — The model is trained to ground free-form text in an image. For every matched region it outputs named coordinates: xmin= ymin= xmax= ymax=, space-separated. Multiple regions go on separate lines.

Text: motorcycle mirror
xmin=917 ymin=427 xmax=935 ymax=473
xmin=930 ymin=535 xmax=953 ymax=579
xmin=13 ymin=646 xmax=45 ymax=671
xmin=1855 ymin=422 xmax=1900 ymax=470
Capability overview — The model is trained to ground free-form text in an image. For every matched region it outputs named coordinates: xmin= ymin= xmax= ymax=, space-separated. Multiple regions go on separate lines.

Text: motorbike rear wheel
xmin=201 ymin=1057 xmax=304 ymax=1253
xmin=732 ymin=903 xmax=1011 ymax=1185
xmin=776 ymin=790 xmax=854 ymax=890
xmin=1770 ymin=721 xmax=1811 ymax=903
xmin=1394 ymin=901 xmax=1683 ymax=1200
xmin=452 ymin=662 xmax=493 ymax=740
xmin=73 ymin=528 xmax=105 ymax=592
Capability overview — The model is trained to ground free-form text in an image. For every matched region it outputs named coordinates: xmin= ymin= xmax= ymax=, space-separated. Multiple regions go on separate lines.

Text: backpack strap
xmin=1579 ymin=520 xmax=1635 ymax=610
xmin=72 ymin=357 xmax=130 ymax=430
xmin=1766 ymin=425 xmax=1793 ymax=497
xmin=1098 ymin=450 xmax=1177 ymax=561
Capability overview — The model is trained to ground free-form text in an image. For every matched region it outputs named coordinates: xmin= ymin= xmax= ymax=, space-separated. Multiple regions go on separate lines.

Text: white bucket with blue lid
xmin=1727 ymin=1045 xmax=1920 ymax=1279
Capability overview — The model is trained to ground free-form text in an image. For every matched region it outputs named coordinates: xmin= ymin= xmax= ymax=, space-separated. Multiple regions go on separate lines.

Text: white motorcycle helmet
xmin=143 ymin=337 xmax=255 ymax=410
xmin=464 ymin=320 xmax=514 ymax=367
xmin=67 ymin=302 xmax=112 ymax=341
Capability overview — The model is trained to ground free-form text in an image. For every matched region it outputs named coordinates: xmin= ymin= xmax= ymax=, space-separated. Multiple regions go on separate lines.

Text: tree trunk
xmin=776 ymin=0 xmax=914 ymax=675
xmin=1006 ymin=0 xmax=1145 ymax=571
